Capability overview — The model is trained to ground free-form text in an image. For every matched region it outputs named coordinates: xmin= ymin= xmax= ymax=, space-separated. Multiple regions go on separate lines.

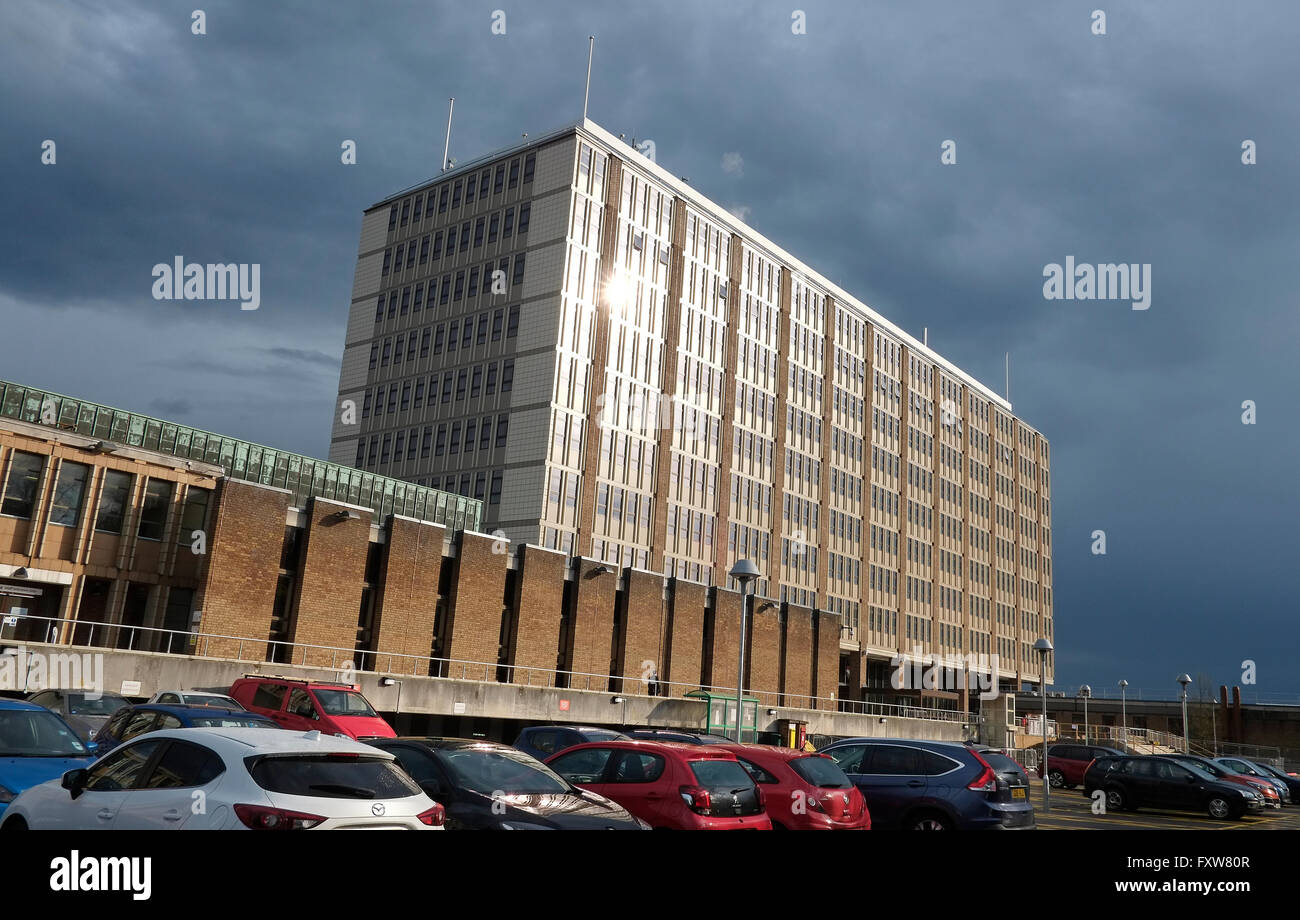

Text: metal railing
xmin=0 ymin=614 xmax=970 ymax=723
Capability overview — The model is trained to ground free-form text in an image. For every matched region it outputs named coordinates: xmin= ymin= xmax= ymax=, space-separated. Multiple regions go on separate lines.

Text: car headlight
xmin=0 ymin=785 xmax=14 ymax=804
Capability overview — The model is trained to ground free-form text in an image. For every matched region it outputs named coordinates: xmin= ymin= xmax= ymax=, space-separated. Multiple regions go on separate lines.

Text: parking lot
xmin=1029 ymin=785 xmax=1300 ymax=830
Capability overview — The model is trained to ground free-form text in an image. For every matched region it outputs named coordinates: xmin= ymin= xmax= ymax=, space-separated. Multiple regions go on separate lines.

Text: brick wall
xmin=197 ymin=479 xmax=290 ymax=658
xmin=615 ymin=568 xmax=663 ymax=694
xmin=293 ymin=499 xmax=372 ymax=667
xmin=567 ymin=557 xmax=616 ymax=691
xmin=373 ymin=518 xmax=444 ymax=671
xmin=814 ymin=609 xmax=841 ymax=710
xmin=706 ymin=587 xmax=742 ymax=690
xmin=782 ymin=603 xmax=815 ymax=708
xmin=664 ymin=578 xmax=706 ymax=691
xmin=440 ymin=531 xmax=507 ymax=677
xmin=507 ymin=544 xmax=566 ymax=684
xmin=747 ymin=597 xmax=781 ymax=707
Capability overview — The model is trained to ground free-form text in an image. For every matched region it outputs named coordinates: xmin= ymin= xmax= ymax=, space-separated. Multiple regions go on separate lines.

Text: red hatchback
xmin=546 ymin=741 xmax=772 ymax=830
xmin=719 ymin=744 xmax=870 ymax=830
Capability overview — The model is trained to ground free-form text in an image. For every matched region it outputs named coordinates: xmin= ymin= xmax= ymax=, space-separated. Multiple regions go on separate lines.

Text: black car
xmin=368 ymin=737 xmax=649 ymax=830
xmin=1081 ymin=755 xmax=1127 ymax=795
xmin=512 ymin=724 xmax=629 ymax=762
xmin=623 ymin=729 xmax=735 ymax=745
xmin=1093 ymin=755 xmax=1263 ymax=819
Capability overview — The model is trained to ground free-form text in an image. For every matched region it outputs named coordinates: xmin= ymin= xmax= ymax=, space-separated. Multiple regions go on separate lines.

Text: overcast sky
xmin=2 ymin=0 xmax=1297 ymax=699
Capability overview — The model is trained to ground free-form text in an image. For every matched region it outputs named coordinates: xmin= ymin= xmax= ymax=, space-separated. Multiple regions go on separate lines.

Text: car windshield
xmin=790 ymin=755 xmax=852 ymax=789
xmin=0 ymin=709 xmax=89 ymax=757
xmin=311 ymin=689 xmax=377 ymax=717
xmin=441 ymin=748 xmax=571 ymax=796
xmin=66 ymin=693 xmax=128 ymax=717
xmin=1179 ymin=758 xmax=1223 ymax=776
xmin=189 ymin=716 xmax=276 ymax=729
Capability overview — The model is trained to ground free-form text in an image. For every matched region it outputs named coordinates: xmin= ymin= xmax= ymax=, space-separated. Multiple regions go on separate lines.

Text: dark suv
xmin=822 ymin=738 xmax=1035 ymax=830
xmin=1093 ymin=755 xmax=1263 ymax=819
xmin=513 ymin=725 xmax=629 ymax=762
xmin=1038 ymin=743 xmax=1124 ymax=789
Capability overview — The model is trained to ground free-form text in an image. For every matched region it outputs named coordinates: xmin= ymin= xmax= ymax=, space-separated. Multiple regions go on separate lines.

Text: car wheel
xmin=907 ymin=812 xmax=952 ymax=831
xmin=1207 ymin=797 xmax=1233 ymax=820
xmin=1 ymin=817 xmax=28 ymax=831
xmin=1048 ymin=770 xmax=1066 ymax=788
xmin=1105 ymin=788 xmax=1126 ymax=811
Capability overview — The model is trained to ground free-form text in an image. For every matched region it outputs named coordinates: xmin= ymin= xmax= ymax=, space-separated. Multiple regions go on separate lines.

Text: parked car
xmin=547 ymin=740 xmax=771 ymax=830
xmin=512 ymin=724 xmax=628 ymax=761
xmin=822 ymin=738 xmax=1036 ymax=830
xmin=1 ymin=727 xmax=444 ymax=830
xmin=1036 ymin=742 xmax=1124 ymax=789
xmin=0 ymin=699 xmax=98 ymax=821
xmin=367 ymin=737 xmax=649 ymax=829
xmin=718 ymin=743 xmax=870 ymax=830
xmin=1213 ymin=757 xmax=1293 ymax=805
xmin=1157 ymin=754 xmax=1281 ymax=808
xmin=1246 ymin=760 xmax=1300 ymax=801
xmin=92 ymin=704 xmax=277 ymax=755
xmin=229 ymin=676 xmax=395 ymax=739
xmin=1082 ymin=755 xmax=1128 ymax=795
xmin=1093 ymin=755 xmax=1262 ymax=819
xmin=148 ymin=690 xmax=244 ymax=710
xmin=24 ymin=689 xmax=130 ymax=741
xmin=624 ymin=729 xmax=735 ymax=745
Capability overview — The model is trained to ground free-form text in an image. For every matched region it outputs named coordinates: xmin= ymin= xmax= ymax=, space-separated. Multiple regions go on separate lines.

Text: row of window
xmin=356 ymin=416 xmax=510 ymax=467
xmin=376 ymin=254 xmax=527 ymax=321
xmin=0 ymin=451 xmax=209 ymax=541
xmin=382 ymin=204 xmax=531 ymax=278
xmin=369 ymin=311 xmax=519 ymax=371
xmin=387 ymin=154 xmax=536 ymax=232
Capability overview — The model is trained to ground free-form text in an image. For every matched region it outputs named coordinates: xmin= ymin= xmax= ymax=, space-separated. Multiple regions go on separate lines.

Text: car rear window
xmin=789 ymin=755 xmax=852 ymax=789
xmin=688 ymin=759 xmax=754 ymax=790
xmin=979 ymin=752 xmax=1023 ymax=774
xmin=246 ymin=755 xmax=420 ymax=799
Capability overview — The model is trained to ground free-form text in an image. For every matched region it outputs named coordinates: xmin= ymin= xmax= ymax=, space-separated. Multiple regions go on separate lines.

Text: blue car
xmin=0 ymin=699 xmax=97 ymax=820
xmin=821 ymin=737 xmax=1036 ymax=830
xmin=92 ymin=703 xmax=278 ymax=755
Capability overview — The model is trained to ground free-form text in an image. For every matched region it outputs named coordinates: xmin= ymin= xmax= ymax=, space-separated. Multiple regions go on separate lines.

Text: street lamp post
xmin=1178 ymin=674 xmax=1192 ymax=753
xmin=1118 ymin=679 xmax=1128 ymax=751
xmin=1033 ymin=637 xmax=1053 ymax=812
xmin=729 ymin=560 xmax=760 ymax=744
xmin=1080 ymin=684 xmax=1091 ymax=745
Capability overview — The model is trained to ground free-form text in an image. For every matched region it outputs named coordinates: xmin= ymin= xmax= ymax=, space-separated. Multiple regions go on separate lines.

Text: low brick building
xmin=1 ymin=379 xmax=841 ymax=716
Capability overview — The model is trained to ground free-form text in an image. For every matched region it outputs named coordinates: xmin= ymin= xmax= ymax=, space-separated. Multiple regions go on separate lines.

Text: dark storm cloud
xmin=2 ymin=0 xmax=1297 ymax=695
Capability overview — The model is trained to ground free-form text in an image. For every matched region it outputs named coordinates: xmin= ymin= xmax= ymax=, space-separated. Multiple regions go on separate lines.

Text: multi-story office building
xmin=330 ymin=119 xmax=1054 ymax=700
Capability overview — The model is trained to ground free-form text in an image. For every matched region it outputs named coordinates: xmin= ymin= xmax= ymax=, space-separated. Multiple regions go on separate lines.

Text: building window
xmin=490 ymin=471 xmax=503 ymax=504
xmin=503 ymin=207 xmax=514 ymax=238
xmin=507 ymin=305 xmax=519 ymax=337
xmin=489 ymin=213 xmax=500 ymax=243
xmin=137 ymin=479 xmax=173 ymax=541
xmin=523 ymin=153 xmax=535 ymax=184
xmin=512 ymin=253 xmax=526 ymax=286
xmin=179 ymin=487 xmax=211 ymax=543
xmin=501 ymin=359 xmax=514 ymax=392
xmin=92 ymin=469 xmax=133 ymax=533
xmin=48 ymin=461 xmax=90 ymax=526
xmin=518 ymin=202 xmax=531 ymax=234
xmin=486 ymin=364 xmax=498 ymax=395
xmin=508 ymin=158 xmax=520 ymax=189
xmin=496 ymin=417 xmax=509 ymax=448
xmin=494 ymin=165 xmax=505 ymax=194
xmin=1 ymin=451 xmax=43 ymax=519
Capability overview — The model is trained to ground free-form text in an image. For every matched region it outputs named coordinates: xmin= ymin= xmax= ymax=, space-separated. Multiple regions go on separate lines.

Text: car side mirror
xmin=62 ymin=769 xmax=89 ymax=800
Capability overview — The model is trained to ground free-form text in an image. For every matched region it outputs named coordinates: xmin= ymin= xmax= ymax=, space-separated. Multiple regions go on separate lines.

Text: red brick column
xmin=566 ymin=557 xmax=616 ymax=691
xmin=814 ymin=609 xmax=841 ymax=710
xmin=706 ymin=586 xmax=742 ymax=691
xmin=507 ymin=544 xmax=567 ymax=686
xmin=441 ymin=531 xmax=508 ymax=679
xmin=664 ymin=578 xmax=706 ymax=694
xmin=746 ymin=597 xmax=781 ymax=708
xmin=196 ymin=480 xmax=291 ymax=659
xmin=293 ymin=499 xmax=372 ymax=668
xmin=615 ymin=568 xmax=664 ymax=694
xmin=781 ymin=603 xmax=815 ymax=708
xmin=373 ymin=518 xmax=445 ymax=673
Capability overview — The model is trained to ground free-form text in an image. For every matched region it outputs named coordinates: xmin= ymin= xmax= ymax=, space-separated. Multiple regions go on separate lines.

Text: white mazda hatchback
xmin=1 ymin=727 xmax=444 ymax=830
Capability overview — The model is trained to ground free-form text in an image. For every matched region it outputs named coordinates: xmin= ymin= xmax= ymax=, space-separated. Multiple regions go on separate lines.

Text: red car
xmin=229 ymin=676 xmax=396 ymax=740
xmin=1038 ymin=743 xmax=1124 ymax=789
xmin=719 ymin=744 xmax=870 ymax=830
xmin=546 ymin=741 xmax=772 ymax=830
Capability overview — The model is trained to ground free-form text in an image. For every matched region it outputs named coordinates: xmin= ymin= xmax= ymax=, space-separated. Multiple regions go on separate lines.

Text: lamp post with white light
xmin=1118 ymin=679 xmax=1129 ymax=751
xmin=1178 ymin=674 xmax=1192 ymax=753
xmin=1033 ymin=637 xmax=1053 ymax=811
xmin=729 ymin=559 xmax=760 ymax=744
xmin=1079 ymin=684 xmax=1091 ymax=745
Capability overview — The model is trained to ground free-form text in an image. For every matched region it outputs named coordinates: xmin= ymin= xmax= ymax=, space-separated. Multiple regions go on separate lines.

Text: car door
xmin=1120 ymin=758 xmax=1158 ymax=806
xmin=114 ymin=739 xmax=227 ymax=829
xmin=49 ymin=739 xmax=166 ymax=829
xmin=605 ymin=750 xmax=670 ymax=826
xmin=1153 ymin=760 xmax=1200 ymax=810
xmin=249 ymin=682 xmax=290 ymax=726
xmin=854 ymin=744 xmax=925 ymax=827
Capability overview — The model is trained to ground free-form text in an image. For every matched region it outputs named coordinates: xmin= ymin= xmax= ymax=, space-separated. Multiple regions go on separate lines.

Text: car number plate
xmin=1012 ymin=787 xmax=1027 ymax=799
